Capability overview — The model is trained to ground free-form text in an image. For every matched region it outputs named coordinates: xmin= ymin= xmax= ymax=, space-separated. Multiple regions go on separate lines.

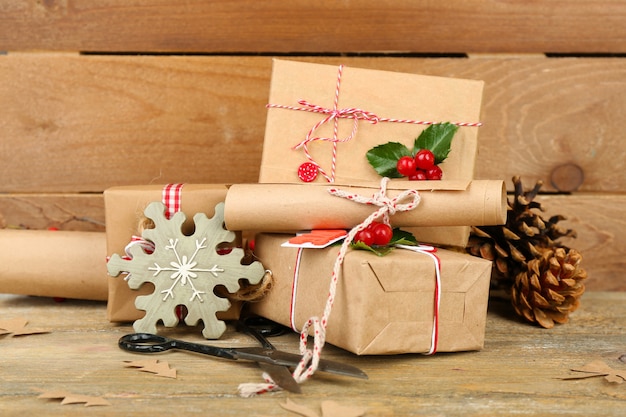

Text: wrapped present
xmin=104 ymin=184 xmax=246 ymax=322
xmin=225 ymin=179 xmax=506 ymax=233
xmin=259 ymin=59 xmax=484 ymax=185
xmin=248 ymin=233 xmax=492 ymax=355
xmin=258 ymin=59 xmax=485 ymax=246
xmin=0 ymin=229 xmax=108 ymax=300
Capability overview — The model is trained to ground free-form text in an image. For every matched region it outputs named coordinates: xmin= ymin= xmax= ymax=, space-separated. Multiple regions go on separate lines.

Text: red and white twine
xmin=239 ymin=178 xmax=446 ymax=397
xmin=266 ymin=64 xmax=483 ymax=183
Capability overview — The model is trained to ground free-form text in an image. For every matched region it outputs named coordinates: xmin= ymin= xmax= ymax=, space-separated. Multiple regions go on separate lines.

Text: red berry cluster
xmin=396 ymin=149 xmax=442 ymax=180
xmin=354 ymin=221 xmax=393 ymax=247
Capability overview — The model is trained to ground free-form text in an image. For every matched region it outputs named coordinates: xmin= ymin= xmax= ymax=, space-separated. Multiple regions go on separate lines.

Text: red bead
xmin=297 ymin=162 xmax=319 ymax=182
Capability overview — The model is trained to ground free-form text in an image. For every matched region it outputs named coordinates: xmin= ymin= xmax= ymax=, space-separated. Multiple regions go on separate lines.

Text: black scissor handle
xmin=118 ymin=333 xmax=237 ymax=360
xmin=119 ymin=333 xmax=175 ymax=353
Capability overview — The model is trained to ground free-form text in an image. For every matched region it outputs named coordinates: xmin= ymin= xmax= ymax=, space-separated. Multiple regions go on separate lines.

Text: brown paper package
xmin=104 ymin=184 xmax=243 ymax=322
xmin=225 ymin=180 xmax=506 ymax=232
xmin=258 ymin=59 xmax=486 ymax=247
xmin=0 ymin=229 xmax=108 ymax=300
xmin=260 ymin=59 xmax=484 ymax=185
xmin=249 ymin=233 xmax=492 ymax=355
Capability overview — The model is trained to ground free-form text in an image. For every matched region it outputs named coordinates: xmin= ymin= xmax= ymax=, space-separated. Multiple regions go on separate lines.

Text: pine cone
xmin=467 ymin=176 xmax=587 ymax=328
xmin=511 ymin=247 xmax=587 ymax=328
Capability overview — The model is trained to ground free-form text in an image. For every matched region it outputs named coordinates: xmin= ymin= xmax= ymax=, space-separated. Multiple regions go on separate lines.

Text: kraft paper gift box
xmin=225 ymin=180 xmax=506 ymax=233
xmin=249 ymin=233 xmax=492 ymax=355
xmin=258 ymin=59 xmax=485 ymax=247
xmin=0 ymin=229 xmax=108 ymax=301
xmin=105 ymin=184 xmax=243 ymax=322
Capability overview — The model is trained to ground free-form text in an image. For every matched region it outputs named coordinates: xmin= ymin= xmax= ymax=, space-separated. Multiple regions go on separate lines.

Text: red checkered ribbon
xmin=162 ymin=183 xmax=184 ymax=219
xmin=266 ymin=64 xmax=482 ymax=183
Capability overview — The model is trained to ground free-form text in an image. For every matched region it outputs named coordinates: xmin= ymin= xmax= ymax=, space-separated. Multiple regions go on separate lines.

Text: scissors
xmin=235 ymin=317 xmax=301 ymax=393
xmin=118 ymin=318 xmax=367 ymax=392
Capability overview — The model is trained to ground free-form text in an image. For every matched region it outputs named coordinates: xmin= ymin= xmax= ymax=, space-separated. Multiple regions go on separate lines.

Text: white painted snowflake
xmin=107 ymin=201 xmax=265 ymax=339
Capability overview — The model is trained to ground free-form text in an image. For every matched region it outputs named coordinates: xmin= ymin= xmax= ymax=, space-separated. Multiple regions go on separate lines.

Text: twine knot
xmin=328 ymin=177 xmax=421 ymax=225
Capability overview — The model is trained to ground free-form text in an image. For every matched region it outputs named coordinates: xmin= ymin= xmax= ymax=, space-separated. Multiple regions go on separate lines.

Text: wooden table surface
xmin=1 ymin=292 xmax=624 ymax=416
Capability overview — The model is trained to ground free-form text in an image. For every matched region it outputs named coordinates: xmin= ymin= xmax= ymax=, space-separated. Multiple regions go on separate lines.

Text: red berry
xmin=396 ymin=156 xmax=416 ymax=177
xmin=426 ymin=165 xmax=443 ymax=180
xmin=298 ymin=162 xmax=318 ymax=182
xmin=371 ymin=222 xmax=393 ymax=246
xmin=354 ymin=229 xmax=375 ymax=247
xmin=414 ymin=149 xmax=436 ymax=170
xmin=409 ymin=170 xmax=427 ymax=181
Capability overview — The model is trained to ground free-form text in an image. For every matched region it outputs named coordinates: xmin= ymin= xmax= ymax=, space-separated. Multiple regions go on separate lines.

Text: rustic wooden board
xmin=0 ymin=292 xmax=624 ymax=415
xmin=2 ymin=54 xmax=626 ymax=193
xmin=536 ymin=194 xmax=626 ymax=292
xmin=1 ymin=1 xmax=625 ymax=53
xmin=0 ymin=193 xmax=105 ymax=231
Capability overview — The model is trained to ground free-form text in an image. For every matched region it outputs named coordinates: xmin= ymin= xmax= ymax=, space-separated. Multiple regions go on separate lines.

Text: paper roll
xmin=0 ymin=229 xmax=108 ymax=300
xmin=224 ymin=180 xmax=506 ymax=232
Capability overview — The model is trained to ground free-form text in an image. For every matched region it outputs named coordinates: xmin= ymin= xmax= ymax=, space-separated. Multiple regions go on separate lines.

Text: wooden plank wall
xmin=1 ymin=1 xmax=625 ymax=290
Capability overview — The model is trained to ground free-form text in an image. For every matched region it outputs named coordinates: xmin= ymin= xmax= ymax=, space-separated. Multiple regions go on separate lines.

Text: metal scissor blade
xmin=258 ymin=363 xmax=302 ymax=393
xmin=236 ymin=318 xmax=301 ymax=392
xmin=233 ymin=347 xmax=368 ymax=380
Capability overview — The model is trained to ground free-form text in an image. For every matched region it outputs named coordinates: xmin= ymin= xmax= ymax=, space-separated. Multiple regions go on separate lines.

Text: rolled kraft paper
xmin=0 ymin=229 xmax=108 ymax=300
xmin=225 ymin=180 xmax=507 ymax=232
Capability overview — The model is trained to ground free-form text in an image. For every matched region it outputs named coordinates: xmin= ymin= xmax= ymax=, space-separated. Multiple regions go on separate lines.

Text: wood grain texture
xmin=1 ymin=53 xmax=270 ymax=191
xmin=535 ymin=194 xmax=626 ymax=291
xmin=1 ymin=0 xmax=625 ymax=53
xmin=0 ymin=194 xmax=105 ymax=231
xmin=2 ymin=54 xmax=626 ymax=192
xmin=0 ymin=292 xmax=625 ymax=415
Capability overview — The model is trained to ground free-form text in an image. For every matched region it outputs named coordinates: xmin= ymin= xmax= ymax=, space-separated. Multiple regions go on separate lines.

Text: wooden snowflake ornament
xmin=107 ymin=202 xmax=265 ymax=339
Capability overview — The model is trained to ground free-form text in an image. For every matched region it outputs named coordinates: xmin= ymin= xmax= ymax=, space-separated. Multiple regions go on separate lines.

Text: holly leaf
xmin=350 ymin=240 xmax=393 ymax=257
xmin=350 ymin=228 xmax=417 ymax=255
xmin=390 ymin=228 xmax=418 ymax=246
xmin=365 ymin=142 xmax=411 ymax=178
xmin=414 ymin=122 xmax=459 ymax=164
